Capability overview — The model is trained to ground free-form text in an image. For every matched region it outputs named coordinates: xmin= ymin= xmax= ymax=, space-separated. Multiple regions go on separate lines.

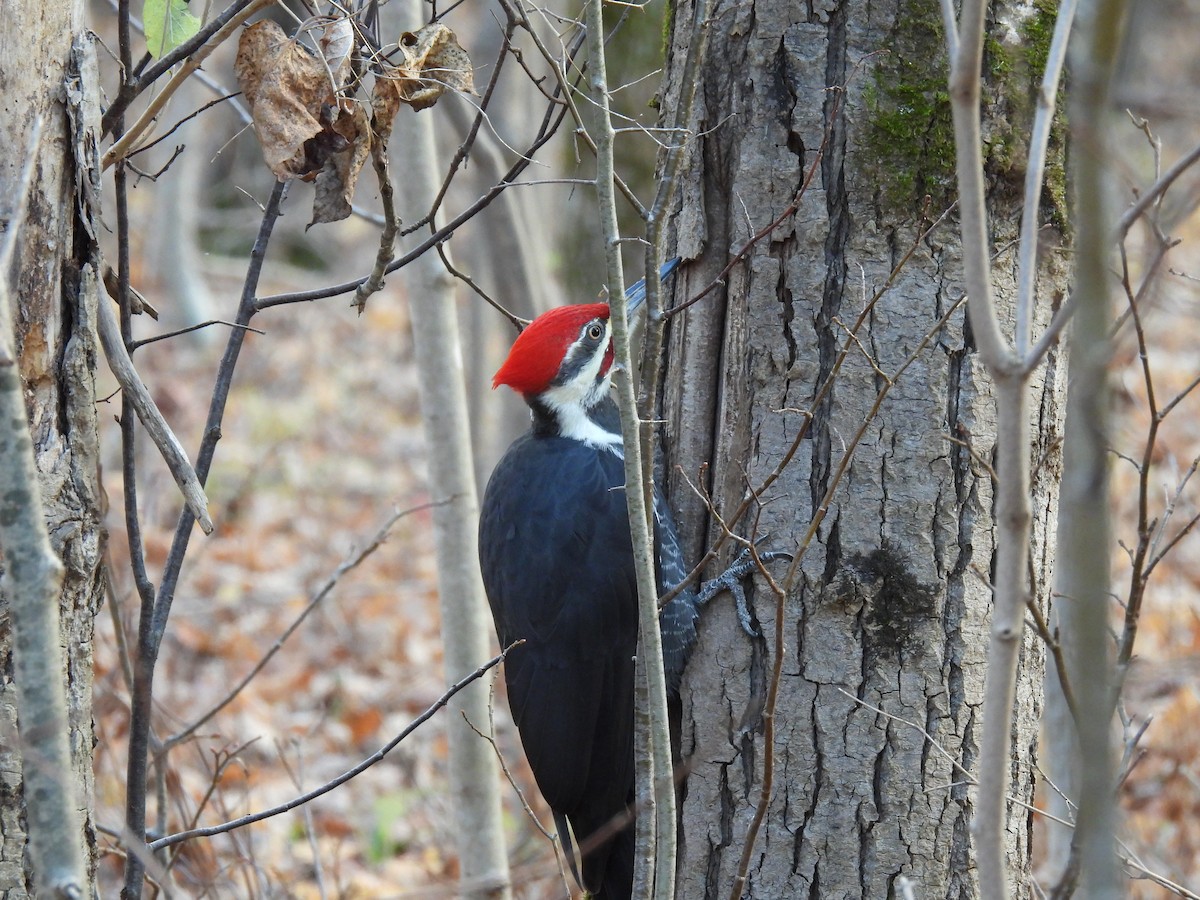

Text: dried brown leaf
xmin=401 ymin=23 xmax=475 ymax=102
xmin=310 ymin=101 xmax=372 ymax=226
xmin=370 ymin=23 xmax=475 ymax=145
xmin=234 ymin=18 xmax=357 ymax=181
xmin=370 ymin=70 xmax=406 ymax=150
xmin=318 ymin=16 xmax=354 ymax=87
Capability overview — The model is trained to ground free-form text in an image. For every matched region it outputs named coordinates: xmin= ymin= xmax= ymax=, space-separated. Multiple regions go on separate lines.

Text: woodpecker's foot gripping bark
xmin=696 ymin=545 xmax=794 ymax=638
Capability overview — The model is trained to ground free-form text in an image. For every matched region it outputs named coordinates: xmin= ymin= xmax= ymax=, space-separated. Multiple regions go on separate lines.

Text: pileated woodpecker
xmin=479 ymin=261 xmax=733 ymax=898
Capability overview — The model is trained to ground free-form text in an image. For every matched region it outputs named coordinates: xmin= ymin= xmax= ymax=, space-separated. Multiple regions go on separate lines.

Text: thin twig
xmin=148 ymin=648 xmax=515 ymax=852
xmin=111 ymin=7 xmax=165 ymax=885
xmin=96 ymin=291 xmax=214 ymax=533
xmin=1019 ymin=291 xmax=1078 ymax=378
xmin=121 ymin=179 xmax=288 ymax=899
xmin=151 ymin=178 xmax=288 ymax=643
xmin=126 ymin=92 xmax=243 ymax=160
xmin=508 ymin=0 xmax=646 ymax=218
xmin=256 ymin=94 xmax=575 ymax=310
xmin=129 ymin=319 xmax=265 ymax=349
xmin=279 ymin=742 xmax=329 ymax=900
xmin=435 ymin=245 xmax=527 ymax=330
xmin=103 ymin=0 xmax=275 ymax=169
xmin=1145 ymin=507 xmax=1200 ymax=579
xmin=101 ymin=0 xmax=261 ymax=136
xmin=728 ymin=546 xmax=785 ymax=900
xmin=353 ymin=138 xmax=399 ymax=311
xmin=1156 ymin=373 xmax=1200 ymax=422
xmin=1116 ymin=135 xmax=1200 ymax=238
xmin=1025 ymin=594 xmax=1079 ymax=724
xmin=1013 ymin=0 xmax=1077 ymax=358
xmin=460 ymin=680 xmax=556 ymax=843
xmin=947 ymin=0 xmax=1013 ymax=373
xmin=102 ymin=563 xmax=137 ymax=694
xmin=408 ymin=14 xmax=518 ymax=232
xmin=1113 ymin=264 xmax=1159 ymax=679
xmin=162 ymin=503 xmax=436 ymax=751
xmin=163 ymin=739 xmax=261 ymax=876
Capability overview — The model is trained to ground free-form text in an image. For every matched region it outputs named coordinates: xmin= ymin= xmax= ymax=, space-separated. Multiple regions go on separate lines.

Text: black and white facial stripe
xmin=539 ymin=316 xmax=622 ymax=448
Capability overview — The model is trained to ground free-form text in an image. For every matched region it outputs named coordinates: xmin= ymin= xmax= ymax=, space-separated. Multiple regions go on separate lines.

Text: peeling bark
xmin=0 ymin=5 xmax=103 ymax=895
xmin=660 ymin=0 xmax=1067 ymax=895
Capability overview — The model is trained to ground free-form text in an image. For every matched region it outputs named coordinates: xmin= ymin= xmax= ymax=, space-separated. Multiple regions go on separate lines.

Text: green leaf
xmin=143 ymin=0 xmax=201 ymax=59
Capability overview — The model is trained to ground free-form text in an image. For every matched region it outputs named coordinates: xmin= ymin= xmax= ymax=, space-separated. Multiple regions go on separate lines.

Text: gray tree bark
xmin=658 ymin=0 xmax=1068 ymax=896
xmin=397 ymin=0 xmax=512 ymax=890
xmin=0 ymin=3 xmax=104 ymax=895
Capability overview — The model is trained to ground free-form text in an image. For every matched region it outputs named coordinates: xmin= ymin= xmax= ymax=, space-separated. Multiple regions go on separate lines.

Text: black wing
xmin=478 ymin=431 xmax=637 ymax=889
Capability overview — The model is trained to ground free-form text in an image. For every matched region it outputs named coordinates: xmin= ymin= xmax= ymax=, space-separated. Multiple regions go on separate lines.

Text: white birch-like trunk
xmin=1057 ymin=0 xmax=1127 ymax=894
xmin=395 ymin=9 xmax=512 ymax=889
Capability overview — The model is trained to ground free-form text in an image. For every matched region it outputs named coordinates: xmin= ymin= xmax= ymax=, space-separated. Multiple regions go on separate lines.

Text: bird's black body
xmin=478 ymin=263 xmax=706 ymax=899
xmin=480 ymin=401 xmax=638 ymax=897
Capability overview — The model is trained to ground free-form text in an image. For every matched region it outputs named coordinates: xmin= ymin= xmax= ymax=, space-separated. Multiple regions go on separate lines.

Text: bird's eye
xmin=587 ymin=322 xmax=604 ymax=341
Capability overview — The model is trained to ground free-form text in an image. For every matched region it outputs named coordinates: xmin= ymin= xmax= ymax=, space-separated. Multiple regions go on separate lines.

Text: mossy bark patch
xmin=863 ymin=0 xmax=956 ymax=212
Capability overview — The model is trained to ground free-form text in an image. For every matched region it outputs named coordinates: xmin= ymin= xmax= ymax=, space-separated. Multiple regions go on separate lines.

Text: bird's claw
xmin=696 ymin=541 xmax=793 ymax=639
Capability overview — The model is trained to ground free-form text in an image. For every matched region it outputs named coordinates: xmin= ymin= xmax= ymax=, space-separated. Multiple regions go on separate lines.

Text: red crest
xmin=493 ymin=303 xmax=610 ymax=396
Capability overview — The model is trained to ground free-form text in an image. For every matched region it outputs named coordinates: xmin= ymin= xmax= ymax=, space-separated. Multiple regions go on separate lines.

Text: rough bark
xmin=659 ymin=0 xmax=1067 ymax=896
xmin=0 ymin=4 xmax=104 ymax=895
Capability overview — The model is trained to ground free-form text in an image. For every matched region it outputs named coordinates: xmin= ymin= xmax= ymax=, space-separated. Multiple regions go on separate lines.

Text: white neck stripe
xmin=537 ymin=319 xmax=622 ymax=449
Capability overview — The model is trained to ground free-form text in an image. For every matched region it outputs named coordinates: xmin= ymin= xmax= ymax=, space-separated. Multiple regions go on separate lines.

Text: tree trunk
xmin=0 ymin=4 xmax=103 ymax=895
xmin=399 ymin=31 xmax=513 ymax=889
xmin=659 ymin=0 xmax=1068 ymax=895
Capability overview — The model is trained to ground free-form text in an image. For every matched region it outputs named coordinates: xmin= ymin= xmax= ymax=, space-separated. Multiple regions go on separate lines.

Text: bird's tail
xmin=582 ymin=818 xmax=634 ymax=900
xmin=556 ymin=808 xmax=635 ymax=899
xmin=553 ymin=811 xmax=584 ymax=889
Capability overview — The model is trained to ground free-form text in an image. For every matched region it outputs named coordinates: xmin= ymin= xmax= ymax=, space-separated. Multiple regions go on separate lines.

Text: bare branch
xmin=129 ymin=319 xmax=265 ymax=349
xmin=948 ymin=0 xmax=1014 ymax=374
xmin=147 ymin=648 xmax=514 ymax=853
xmin=436 ymin=245 xmax=528 ymax=331
xmin=96 ymin=288 xmax=214 ymax=534
xmin=162 ymin=503 xmax=437 ymax=751
xmin=1014 ymin=0 xmax=1078 ymax=360
xmin=583 ymin=0 xmax=675 ymax=890
xmin=1116 ymin=136 xmax=1200 ymax=238
xmin=1056 ymin=1 xmax=1133 ymax=895
xmin=353 ymin=136 xmax=399 ymax=312
xmin=122 ymin=179 xmax=288 ymax=899
xmin=1025 ymin=594 xmax=1079 ymax=724
xmin=103 ymin=0 xmax=276 ymax=169
xmin=101 ymin=0 xmax=261 ymax=136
